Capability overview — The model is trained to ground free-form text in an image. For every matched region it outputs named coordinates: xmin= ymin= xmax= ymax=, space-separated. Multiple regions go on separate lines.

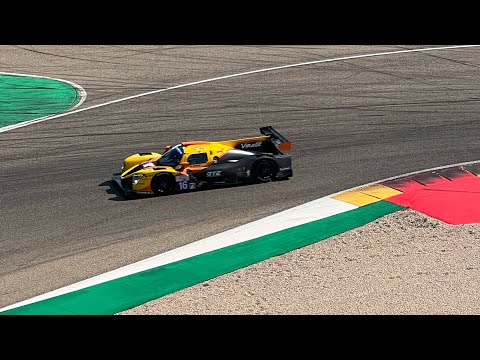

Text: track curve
xmin=1 ymin=45 xmax=480 ymax=308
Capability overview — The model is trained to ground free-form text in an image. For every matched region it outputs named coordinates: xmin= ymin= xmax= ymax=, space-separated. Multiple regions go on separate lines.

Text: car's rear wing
xmin=260 ymin=126 xmax=292 ymax=155
xmin=218 ymin=126 xmax=292 ymax=155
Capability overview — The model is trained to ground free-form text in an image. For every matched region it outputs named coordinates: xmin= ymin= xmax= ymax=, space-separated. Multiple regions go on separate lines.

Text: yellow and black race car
xmin=111 ymin=126 xmax=292 ymax=198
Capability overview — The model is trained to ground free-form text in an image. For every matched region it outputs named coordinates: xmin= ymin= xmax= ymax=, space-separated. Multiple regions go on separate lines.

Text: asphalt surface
xmin=1 ymin=45 xmax=480 ymax=308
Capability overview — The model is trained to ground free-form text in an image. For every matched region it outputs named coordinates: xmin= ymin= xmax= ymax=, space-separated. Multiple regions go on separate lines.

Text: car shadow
xmin=99 ymin=180 xmax=135 ymax=201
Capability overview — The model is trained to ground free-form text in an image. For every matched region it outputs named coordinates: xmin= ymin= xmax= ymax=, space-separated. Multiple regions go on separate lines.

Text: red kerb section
xmin=383 ymin=167 xmax=480 ymax=225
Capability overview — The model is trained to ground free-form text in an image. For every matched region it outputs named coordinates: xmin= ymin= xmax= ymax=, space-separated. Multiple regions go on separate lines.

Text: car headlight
xmin=132 ymin=174 xmax=144 ymax=185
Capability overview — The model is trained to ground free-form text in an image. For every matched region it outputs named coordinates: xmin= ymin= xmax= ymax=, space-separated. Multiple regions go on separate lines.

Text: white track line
xmin=0 ymin=198 xmax=357 ymax=312
xmin=0 ymin=45 xmax=478 ymax=134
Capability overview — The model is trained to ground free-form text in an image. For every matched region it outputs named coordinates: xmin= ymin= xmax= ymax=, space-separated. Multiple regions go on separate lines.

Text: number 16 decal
xmin=178 ymin=181 xmax=189 ymax=190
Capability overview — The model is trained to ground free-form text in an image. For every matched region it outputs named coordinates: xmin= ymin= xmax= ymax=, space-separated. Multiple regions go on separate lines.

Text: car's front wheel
xmin=151 ymin=173 xmax=176 ymax=196
xmin=251 ymin=159 xmax=277 ymax=183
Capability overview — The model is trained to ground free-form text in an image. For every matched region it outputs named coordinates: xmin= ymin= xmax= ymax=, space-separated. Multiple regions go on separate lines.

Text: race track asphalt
xmin=1 ymin=45 xmax=479 ymax=308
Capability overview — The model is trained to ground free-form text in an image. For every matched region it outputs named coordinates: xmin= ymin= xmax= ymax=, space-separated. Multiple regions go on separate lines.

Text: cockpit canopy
xmin=156 ymin=144 xmax=184 ymax=166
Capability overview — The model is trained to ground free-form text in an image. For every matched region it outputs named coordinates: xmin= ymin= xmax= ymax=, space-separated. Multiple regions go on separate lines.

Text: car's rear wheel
xmin=151 ymin=173 xmax=176 ymax=196
xmin=251 ymin=159 xmax=277 ymax=183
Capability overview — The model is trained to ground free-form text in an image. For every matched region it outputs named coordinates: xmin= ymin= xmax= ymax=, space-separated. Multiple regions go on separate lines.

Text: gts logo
xmin=241 ymin=141 xmax=262 ymax=149
xmin=207 ymin=171 xmax=221 ymax=177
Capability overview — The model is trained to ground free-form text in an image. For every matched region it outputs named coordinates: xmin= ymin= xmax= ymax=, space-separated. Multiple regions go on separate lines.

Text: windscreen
xmin=156 ymin=145 xmax=184 ymax=166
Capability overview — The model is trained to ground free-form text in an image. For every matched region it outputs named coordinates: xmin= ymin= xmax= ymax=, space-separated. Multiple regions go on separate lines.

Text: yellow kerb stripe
xmin=332 ymin=184 xmax=402 ymax=206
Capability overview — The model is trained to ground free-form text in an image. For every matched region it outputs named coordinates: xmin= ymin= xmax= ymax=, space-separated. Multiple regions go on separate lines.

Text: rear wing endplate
xmin=260 ymin=126 xmax=292 ymax=154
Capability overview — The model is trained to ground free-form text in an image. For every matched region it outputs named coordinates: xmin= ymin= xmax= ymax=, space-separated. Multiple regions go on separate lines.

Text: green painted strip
xmin=0 ymin=75 xmax=79 ymax=128
xmin=1 ymin=200 xmax=403 ymax=315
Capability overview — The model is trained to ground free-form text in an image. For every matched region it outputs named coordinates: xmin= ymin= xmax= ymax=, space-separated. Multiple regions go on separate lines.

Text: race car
xmin=111 ymin=126 xmax=292 ymax=198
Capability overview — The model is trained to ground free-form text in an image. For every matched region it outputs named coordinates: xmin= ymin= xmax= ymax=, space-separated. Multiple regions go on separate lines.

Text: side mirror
xmin=180 ymin=161 xmax=190 ymax=167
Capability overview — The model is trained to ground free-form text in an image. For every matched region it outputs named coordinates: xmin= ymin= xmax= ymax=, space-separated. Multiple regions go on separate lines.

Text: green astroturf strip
xmin=1 ymin=201 xmax=403 ymax=315
xmin=0 ymin=75 xmax=79 ymax=128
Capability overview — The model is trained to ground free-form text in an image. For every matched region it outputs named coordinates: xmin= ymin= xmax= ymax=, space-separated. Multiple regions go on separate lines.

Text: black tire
xmin=251 ymin=159 xmax=277 ymax=183
xmin=151 ymin=173 xmax=176 ymax=196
